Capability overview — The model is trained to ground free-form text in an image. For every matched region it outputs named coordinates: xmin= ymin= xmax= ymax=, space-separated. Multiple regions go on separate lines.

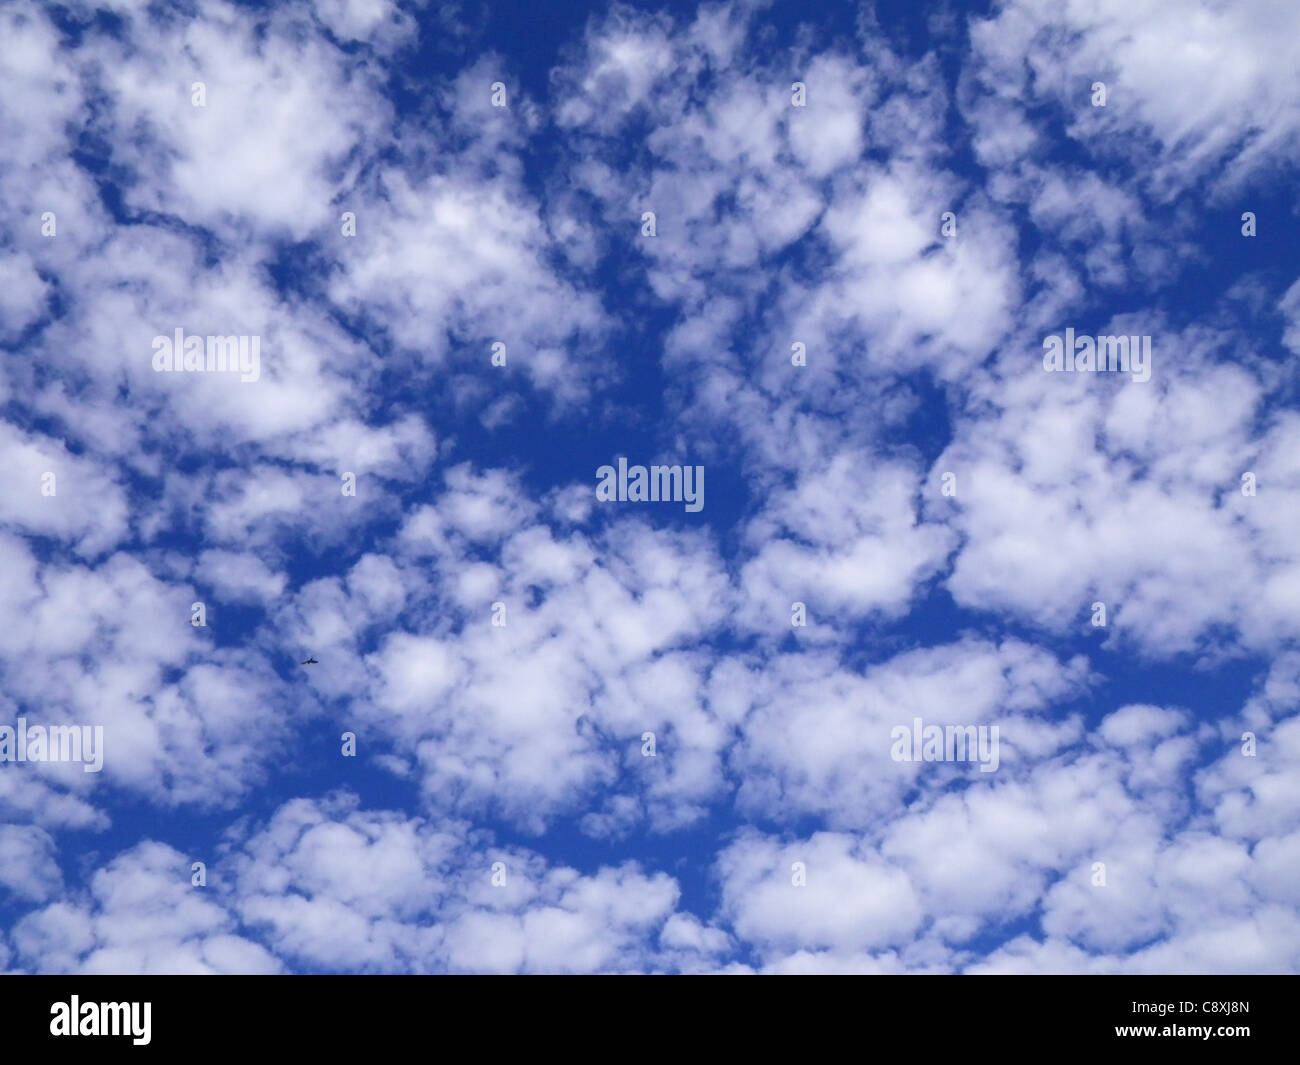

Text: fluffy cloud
xmin=2 ymin=0 xmax=1297 ymax=977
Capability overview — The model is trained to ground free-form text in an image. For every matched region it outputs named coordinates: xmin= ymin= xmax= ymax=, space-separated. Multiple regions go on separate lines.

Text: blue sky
xmin=1 ymin=0 xmax=1299 ymax=974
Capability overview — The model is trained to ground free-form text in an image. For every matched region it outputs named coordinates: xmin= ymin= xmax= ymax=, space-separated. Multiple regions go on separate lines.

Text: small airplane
xmin=301 ymin=657 xmax=319 ymax=666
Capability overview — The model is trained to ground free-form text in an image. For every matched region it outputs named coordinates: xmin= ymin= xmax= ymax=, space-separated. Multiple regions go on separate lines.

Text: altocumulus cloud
xmin=1 ymin=0 xmax=1298 ymax=975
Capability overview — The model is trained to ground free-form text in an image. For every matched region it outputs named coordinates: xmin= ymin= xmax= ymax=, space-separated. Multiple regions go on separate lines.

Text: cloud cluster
xmin=2 ymin=0 xmax=1297 ymax=975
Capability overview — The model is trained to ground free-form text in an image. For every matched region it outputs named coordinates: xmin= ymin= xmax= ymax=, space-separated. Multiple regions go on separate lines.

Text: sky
xmin=0 ymin=0 xmax=1298 ymax=975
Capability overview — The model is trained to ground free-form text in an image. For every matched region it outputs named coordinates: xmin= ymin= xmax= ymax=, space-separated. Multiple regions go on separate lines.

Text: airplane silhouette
xmin=301 ymin=657 xmax=318 ymax=665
